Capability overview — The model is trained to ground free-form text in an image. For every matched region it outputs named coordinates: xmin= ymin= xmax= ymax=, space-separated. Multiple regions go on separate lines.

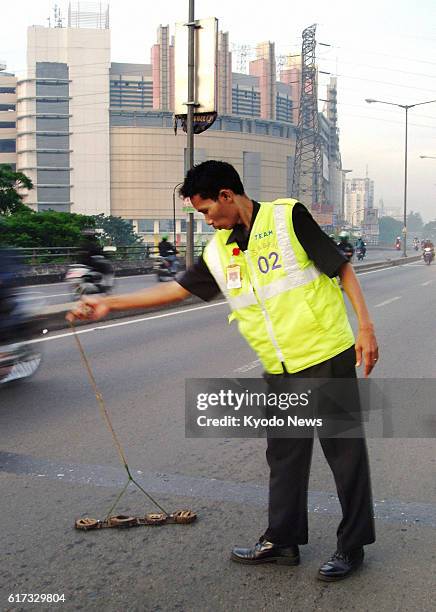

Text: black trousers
xmin=263 ymin=346 xmax=376 ymax=553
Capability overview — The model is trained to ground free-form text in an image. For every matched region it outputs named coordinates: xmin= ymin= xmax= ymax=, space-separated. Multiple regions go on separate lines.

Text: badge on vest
xmin=226 ymin=264 xmax=242 ymax=289
xmin=227 ymin=247 xmax=242 ymax=289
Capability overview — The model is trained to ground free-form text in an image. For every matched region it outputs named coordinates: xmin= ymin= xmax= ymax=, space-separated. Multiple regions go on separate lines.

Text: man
xmin=68 ymin=160 xmax=378 ymax=581
xmin=337 ymin=231 xmax=354 ymax=261
xmin=355 ymin=235 xmax=367 ymax=259
xmin=78 ymin=231 xmax=114 ymax=292
xmin=158 ymin=234 xmax=178 ymax=273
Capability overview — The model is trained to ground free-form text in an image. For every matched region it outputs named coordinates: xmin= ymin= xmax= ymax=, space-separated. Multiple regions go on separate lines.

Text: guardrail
xmin=9 ymin=245 xmax=206 ymax=265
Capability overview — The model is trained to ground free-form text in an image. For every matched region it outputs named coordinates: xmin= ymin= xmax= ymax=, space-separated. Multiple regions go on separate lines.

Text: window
xmin=37 ymin=169 xmax=70 ymax=185
xmin=0 ymin=87 xmax=16 ymax=94
xmin=201 ymin=221 xmax=214 ymax=234
xmin=36 ymin=134 xmax=69 ymax=150
xmin=159 ymin=219 xmax=175 ymax=233
xmin=180 ymin=219 xmax=187 ymax=233
xmin=36 ymin=83 xmax=69 ymax=97
xmin=37 ymin=186 xmax=70 ymax=202
xmin=37 ymin=152 xmax=69 ymax=166
xmin=0 ymin=139 xmax=16 ymax=152
xmin=0 ymin=122 xmax=15 ymax=129
xmin=0 ymin=104 xmax=15 ymax=112
xmin=36 ymin=100 xmax=69 ymax=115
xmin=138 ymin=219 xmax=154 ymax=233
xmin=36 ymin=117 xmax=69 ymax=131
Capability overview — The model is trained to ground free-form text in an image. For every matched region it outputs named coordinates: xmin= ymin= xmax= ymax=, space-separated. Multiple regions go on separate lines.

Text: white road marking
xmin=421 ymin=281 xmax=433 ymax=286
xmin=374 ymin=296 xmax=402 ymax=308
xmin=22 ymin=292 xmax=71 ymax=300
xmin=234 ymin=360 xmax=261 ymax=373
xmin=27 ymin=301 xmax=228 ymax=344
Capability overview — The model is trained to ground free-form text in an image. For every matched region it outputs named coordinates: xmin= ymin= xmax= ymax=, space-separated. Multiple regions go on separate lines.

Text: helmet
xmin=339 ymin=231 xmax=349 ymax=239
xmin=162 ymin=234 xmax=169 ymax=240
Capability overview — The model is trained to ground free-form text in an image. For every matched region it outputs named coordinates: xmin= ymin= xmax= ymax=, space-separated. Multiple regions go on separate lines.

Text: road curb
xmin=38 ymin=255 xmax=423 ymax=333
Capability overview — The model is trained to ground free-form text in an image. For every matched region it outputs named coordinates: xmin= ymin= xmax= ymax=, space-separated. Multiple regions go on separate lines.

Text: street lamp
xmin=172 ymin=182 xmax=183 ymax=247
xmin=365 ymin=97 xmax=436 ymax=257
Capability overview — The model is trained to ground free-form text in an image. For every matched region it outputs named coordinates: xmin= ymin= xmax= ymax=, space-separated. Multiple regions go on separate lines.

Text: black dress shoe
xmin=231 ymin=537 xmax=300 ymax=566
xmin=317 ymin=548 xmax=364 ymax=581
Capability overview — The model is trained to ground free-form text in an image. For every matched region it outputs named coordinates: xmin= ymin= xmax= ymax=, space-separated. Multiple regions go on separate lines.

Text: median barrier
xmin=37 ymin=255 xmax=423 ymax=333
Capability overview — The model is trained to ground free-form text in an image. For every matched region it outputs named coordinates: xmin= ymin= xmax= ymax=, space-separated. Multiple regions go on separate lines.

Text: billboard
xmin=174 ymin=17 xmax=218 ymax=116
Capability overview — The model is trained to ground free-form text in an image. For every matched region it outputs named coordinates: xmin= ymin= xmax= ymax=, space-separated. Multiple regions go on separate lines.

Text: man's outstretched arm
xmin=67 ymin=281 xmax=191 ymax=322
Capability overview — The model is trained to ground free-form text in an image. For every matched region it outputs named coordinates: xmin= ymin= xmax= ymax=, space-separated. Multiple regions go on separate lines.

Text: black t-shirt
xmin=177 ymin=201 xmax=347 ymax=301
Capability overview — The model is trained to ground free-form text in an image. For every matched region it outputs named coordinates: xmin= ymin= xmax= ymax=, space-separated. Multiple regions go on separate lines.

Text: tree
xmin=407 ymin=210 xmax=424 ymax=233
xmin=0 ymin=164 xmax=33 ymax=215
xmin=422 ymin=220 xmax=436 ymax=241
xmin=92 ymin=214 xmax=143 ymax=246
xmin=0 ymin=208 xmax=94 ymax=247
xmin=378 ymin=216 xmax=403 ymax=244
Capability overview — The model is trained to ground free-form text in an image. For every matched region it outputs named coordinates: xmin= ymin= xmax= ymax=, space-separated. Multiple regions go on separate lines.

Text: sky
xmin=2 ymin=0 xmax=436 ymax=221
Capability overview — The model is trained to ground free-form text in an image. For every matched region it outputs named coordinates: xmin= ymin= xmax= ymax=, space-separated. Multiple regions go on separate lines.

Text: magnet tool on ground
xmin=69 ymin=320 xmax=197 ymax=530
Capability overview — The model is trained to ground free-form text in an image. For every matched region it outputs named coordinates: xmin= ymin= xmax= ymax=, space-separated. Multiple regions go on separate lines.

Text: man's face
xmin=190 ymin=191 xmax=240 ymax=230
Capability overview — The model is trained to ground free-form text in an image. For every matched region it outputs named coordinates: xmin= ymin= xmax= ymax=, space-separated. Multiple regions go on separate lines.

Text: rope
xmin=68 ymin=320 xmax=169 ymax=516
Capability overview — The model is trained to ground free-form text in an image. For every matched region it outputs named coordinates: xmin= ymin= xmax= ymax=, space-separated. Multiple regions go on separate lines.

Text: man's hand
xmin=355 ymin=326 xmax=379 ymax=377
xmin=66 ymin=296 xmax=110 ymax=323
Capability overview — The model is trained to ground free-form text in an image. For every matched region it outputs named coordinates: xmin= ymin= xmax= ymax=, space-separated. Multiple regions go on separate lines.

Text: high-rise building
xmin=16 ymin=2 xmax=110 ymax=214
xmin=217 ymin=32 xmax=232 ymax=116
xmin=151 ymin=25 xmax=172 ymax=111
xmin=279 ymin=55 xmax=301 ymax=126
xmin=345 ymin=177 xmax=375 ymax=225
xmin=249 ymin=42 xmax=276 ymax=120
xmin=0 ymin=64 xmax=17 ymax=170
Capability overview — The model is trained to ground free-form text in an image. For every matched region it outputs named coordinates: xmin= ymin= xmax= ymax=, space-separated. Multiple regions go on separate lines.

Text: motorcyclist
xmin=412 ymin=237 xmax=420 ymax=251
xmin=336 ymin=231 xmax=354 ymax=261
xmin=355 ymin=236 xmax=367 ymax=258
xmin=422 ymin=238 xmax=435 ymax=261
xmin=158 ymin=234 xmax=178 ymax=273
xmin=78 ymin=231 xmax=114 ymax=292
xmin=395 ymin=236 xmax=401 ymax=250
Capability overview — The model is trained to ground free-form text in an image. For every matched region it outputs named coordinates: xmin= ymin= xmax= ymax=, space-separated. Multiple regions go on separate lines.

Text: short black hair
xmin=179 ymin=160 xmax=245 ymax=200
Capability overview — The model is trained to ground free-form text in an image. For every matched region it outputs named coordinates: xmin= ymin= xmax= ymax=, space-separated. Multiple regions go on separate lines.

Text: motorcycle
xmin=356 ymin=247 xmax=366 ymax=262
xmin=0 ymin=295 xmax=45 ymax=385
xmin=423 ymin=247 xmax=434 ymax=265
xmin=153 ymin=255 xmax=180 ymax=281
xmin=65 ymin=262 xmax=114 ymax=300
xmin=395 ymin=242 xmax=401 ymax=251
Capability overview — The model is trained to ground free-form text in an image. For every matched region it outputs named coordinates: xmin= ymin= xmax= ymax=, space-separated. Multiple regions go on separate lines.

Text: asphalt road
xmin=19 ymin=248 xmax=406 ymax=308
xmin=1 ymin=259 xmax=435 ymax=611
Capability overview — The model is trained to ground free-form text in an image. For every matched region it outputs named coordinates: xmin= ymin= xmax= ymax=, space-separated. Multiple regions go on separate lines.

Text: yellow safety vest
xmin=203 ymin=199 xmax=354 ymax=374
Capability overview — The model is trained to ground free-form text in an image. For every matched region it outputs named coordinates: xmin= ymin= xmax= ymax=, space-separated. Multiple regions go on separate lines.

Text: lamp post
xmin=342 ymin=169 xmax=353 ymax=225
xmin=365 ymin=98 xmax=436 ymax=257
xmin=172 ymin=182 xmax=183 ymax=247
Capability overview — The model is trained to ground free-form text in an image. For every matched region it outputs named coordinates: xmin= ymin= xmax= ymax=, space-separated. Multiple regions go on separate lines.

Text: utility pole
xmin=185 ymin=0 xmax=196 ymax=268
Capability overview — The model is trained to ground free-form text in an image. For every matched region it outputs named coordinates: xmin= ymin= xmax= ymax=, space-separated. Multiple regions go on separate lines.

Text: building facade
xmin=0 ymin=65 xmax=17 ymax=170
xmin=17 ymin=17 xmax=111 ymax=215
xmin=344 ymin=177 xmax=378 ymax=239
xmin=15 ymin=7 xmax=344 ymax=242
